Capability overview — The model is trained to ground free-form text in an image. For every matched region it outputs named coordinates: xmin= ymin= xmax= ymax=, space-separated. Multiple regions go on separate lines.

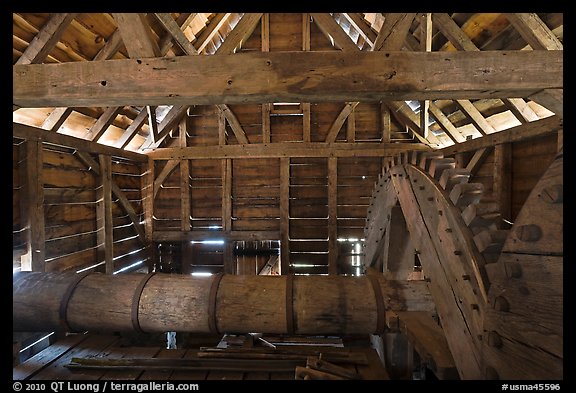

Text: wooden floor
xmin=13 ymin=332 xmax=389 ymax=380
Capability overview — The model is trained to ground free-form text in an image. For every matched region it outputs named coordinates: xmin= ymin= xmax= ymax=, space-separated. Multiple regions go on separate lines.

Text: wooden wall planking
xmin=511 ymin=134 xmax=557 ymax=219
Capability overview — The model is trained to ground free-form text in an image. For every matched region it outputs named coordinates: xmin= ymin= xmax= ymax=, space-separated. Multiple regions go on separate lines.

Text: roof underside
xmin=13 ymin=13 xmax=563 ymax=152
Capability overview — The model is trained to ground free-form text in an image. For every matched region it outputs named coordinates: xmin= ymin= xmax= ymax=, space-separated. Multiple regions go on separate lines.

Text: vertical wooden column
xmin=261 ymin=13 xmax=271 ymax=144
xmin=218 ymin=109 xmax=227 ymax=146
xmin=21 ymin=140 xmax=45 ymax=272
xmin=97 ymin=154 xmax=114 ymax=274
xmin=419 ymin=13 xmax=432 ymax=141
xmin=142 ymin=156 xmax=155 ymax=272
xmin=380 ymin=102 xmax=391 ymax=143
xmin=494 ymin=143 xmax=512 ymax=226
xmin=179 ymin=118 xmax=192 ymax=270
xmin=328 ymin=157 xmax=338 ymax=275
xmin=302 ymin=13 xmax=311 ymax=143
xmin=280 ymin=157 xmax=290 ymax=274
xmin=222 ymin=158 xmax=235 ymax=274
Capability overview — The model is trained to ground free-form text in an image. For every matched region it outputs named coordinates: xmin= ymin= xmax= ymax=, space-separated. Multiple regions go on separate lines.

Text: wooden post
xmin=280 ymin=158 xmax=290 ymax=274
xmin=97 ymin=154 xmax=114 ymax=274
xmin=142 ymin=157 xmax=155 ymax=272
xmin=328 ymin=157 xmax=338 ymax=275
xmin=222 ymin=158 xmax=235 ymax=274
xmin=381 ymin=102 xmax=391 ymax=143
xmin=493 ymin=143 xmax=512 ymax=226
xmin=21 ymin=140 xmax=45 ymax=272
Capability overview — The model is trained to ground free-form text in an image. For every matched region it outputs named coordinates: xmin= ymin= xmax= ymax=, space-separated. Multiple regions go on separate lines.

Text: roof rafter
xmin=16 ymin=13 xmax=78 ymax=65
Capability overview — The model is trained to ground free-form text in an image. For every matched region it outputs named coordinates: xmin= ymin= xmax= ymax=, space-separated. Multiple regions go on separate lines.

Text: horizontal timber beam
xmin=146 ymin=142 xmax=431 ymax=160
xmin=13 ymin=50 xmax=562 ymax=107
xmin=13 ymin=122 xmax=147 ymax=162
xmin=153 ymin=230 xmax=281 ymax=242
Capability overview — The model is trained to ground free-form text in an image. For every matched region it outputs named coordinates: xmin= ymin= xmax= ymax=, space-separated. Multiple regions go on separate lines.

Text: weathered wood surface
xmin=14 ymin=272 xmax=433 ymax=335
xmin=481 ymin=151 xmax=562 ymax=380
xmin=14 ymin=51 xmax=562 ymax=107
xmin=395 ymin=311 xmax=458 ymax=379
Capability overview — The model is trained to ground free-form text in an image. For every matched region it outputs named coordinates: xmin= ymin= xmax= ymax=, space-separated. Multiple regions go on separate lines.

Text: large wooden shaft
xmin=13 ymin=272 xmax=433 ymax=335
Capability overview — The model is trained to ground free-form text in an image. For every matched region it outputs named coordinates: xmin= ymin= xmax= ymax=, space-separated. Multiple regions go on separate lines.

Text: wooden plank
xmin=433 ymin=13 xmax=479 ymax=52
xmin=41 ymin=107 xmax=73 ymax=132
xmin=153 ymin=231 xmax=280 ymax=242
xmin=16 ymin=13 xmax=79 ymax=65
xmin=86 ymin=106 xmax=123 ymax=142
xmin=99 ymin=346 xmax=162 ymax=380
xmin=343 ymin=13 xmax=377 ymax=48
xmin=157 ymin=13 xmax=197 ymax=56
xmin=75 ymin=152 xmax=146 ymax=244
xmin=503 ymin=98 xmax=540 ymax=124
xmin=439 ymin=115 xmax=562 ymax=155
xmin=529 ymin=88 xmax=563 ymax=119
xmin=14 ymin=51 xmax=563 ymax=107
xmin=93 ymin=28 xmax=123 ymax=61
xmin=465 ymin=147 xmax=492 ymax=175
xmin=13 ymin=333 xmax=90 ymax=380
xmin=114 ymin=109 xmax=148 ymax=149
xmin=216 ymin=13 xmax=263 ymax=54
xmin=505 ymin=13 xmax=563 ymax=50
xmin=216 ymin=104 xmax=249 ymax=144
xmin=395 ymin=311 xmax=458 ymax=379
xmin=139 ymin=348 xmax=187 ymax=380
xmin=180 ymin=159 xmax=191 ymax=231
xmin=31 ymin=334 xmax=121 ymax=380
xmin=153 ymin=13 xmax=198 ymax=55
xmin=428 ymin=102 xmax=466 ymax=143
xmin=141 ymin=105 xmax=189 ymax=150
xmin=373 ymin=13 xmax=417 ymax=51
xmin=13 ymin=122 xmax=147 ymax=162
xmin=112 ymin=13 xmax=161 ymax=58
xmin=456 ymin=99 xmax=495 ymax=136
xmin=311 ymin=13 xmax=359 ymax=51
xmin=149 ymin=142 xmax=429 ymax=160
xmin=195 ymin=13 xmax=232 ymax=53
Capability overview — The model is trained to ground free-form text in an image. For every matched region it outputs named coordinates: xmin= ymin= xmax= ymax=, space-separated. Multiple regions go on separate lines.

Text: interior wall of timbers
xmin=13 ymin=12 xmax=562 ymax=381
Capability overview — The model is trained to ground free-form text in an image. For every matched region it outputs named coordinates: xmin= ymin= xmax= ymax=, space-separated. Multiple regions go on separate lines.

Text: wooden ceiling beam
xmin=112 ymin=13 xmax=161 ymax=58
xmin=342 ymin=13 xmax=377 ymax=48
xmin=432 ymin=13 xmax=479 ymax=52
xmin=439 ymin=115 xmax=562 ymax=156
xmin=216 ymin=13 xmax=263 ymax=54
xmin=147 ymin=141 xmax=430 ymax=160
xmin=16 ymin=13 xmax=78 ymax=65
xmin=114 ymin=109 xmax=148 ymax=149
xmin=195 ymin=13 xmax=232 ymax=53
xmin=41 ymin=107 xmax=73 ymax=132
xmin=13 ymin=122 xmax=147 ymax=162
xmin=14 ymin=50 xmax=562 ymax=108
xmin=310 ymin=13 xmax=359 ymax=51
xmin=372 ymin=13 xmax=417 ymax=51
xmin=152 ymin=13 xmax=198 ymax=55
xmin=505 ymin=13 xmax=563 ymax=50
